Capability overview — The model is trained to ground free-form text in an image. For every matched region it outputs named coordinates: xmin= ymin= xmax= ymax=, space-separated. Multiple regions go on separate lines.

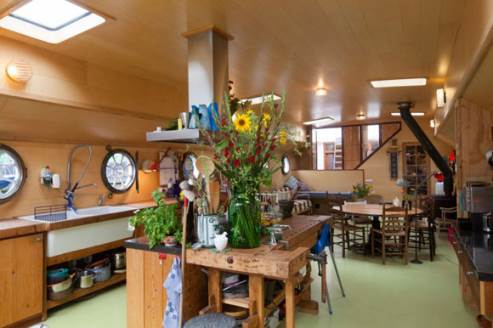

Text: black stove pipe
xmin=398 ymin=102 xmax=454 ymax=197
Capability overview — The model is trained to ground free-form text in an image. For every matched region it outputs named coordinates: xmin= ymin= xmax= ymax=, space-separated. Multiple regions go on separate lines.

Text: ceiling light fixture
xmin=315 ymin=87 xmax=328 ymax=96
xmin=5 ymin=60 xmax=32 ymax=83
xmin=0 ymin=0 xmax=109 ymax=44
xmin=391 ymin=112 xmax=425 ymax=117
xmin=303 ymin=116 xmax=335 ymax=126
xmin=370 ymin=78 xmax=427 ymax=88
xmin=436 ymin=88 xmax=446 ymax=108
xmin=356 ymin=113 xmax=366 ymax=121
xmin=241 ymin=94 xmax=281 ymax=105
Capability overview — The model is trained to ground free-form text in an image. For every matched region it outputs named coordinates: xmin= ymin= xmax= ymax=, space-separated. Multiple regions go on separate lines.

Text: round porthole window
xmin=182 ymin=152 xmax=200 ymax=179
xmin=0 ymin=144 xmax=26 ymax=203
xmin=281 ymin=154 xmax=290 ymax=175
xmin=101 ymin=149 xmax=136 ymax=193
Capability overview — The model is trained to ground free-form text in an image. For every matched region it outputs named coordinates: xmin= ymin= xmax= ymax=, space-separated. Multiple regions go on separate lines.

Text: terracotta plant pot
xmin=163 ymin=236 xmax=177 ymax=247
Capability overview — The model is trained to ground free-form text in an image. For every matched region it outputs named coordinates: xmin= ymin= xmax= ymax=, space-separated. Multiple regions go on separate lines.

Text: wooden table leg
xmin=248 ymin=274 xmax=265 ymax=326
xmin=285 ymin=276 xmax=296 ymax=328
xmin=208 ymin=268 xmax=222 ymax=313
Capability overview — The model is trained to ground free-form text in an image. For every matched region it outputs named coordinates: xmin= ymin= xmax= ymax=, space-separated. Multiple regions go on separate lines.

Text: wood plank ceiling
xmin=0 ymin=0 xmax=465 ymax=124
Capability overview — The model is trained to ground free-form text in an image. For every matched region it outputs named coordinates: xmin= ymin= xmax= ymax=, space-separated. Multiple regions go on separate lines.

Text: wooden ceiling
xmin=0 ymin=0 xmax=466 ymax=123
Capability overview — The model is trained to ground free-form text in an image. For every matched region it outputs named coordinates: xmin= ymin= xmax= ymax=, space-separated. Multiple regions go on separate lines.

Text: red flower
xmin=256 ymin=147 xmax=261 ymax=155
xmin=224 ymin=149 xmax=230 ymax=158
xmin=233 ymin=159 xmax=240 ymax=168
xmin=247 ymin=156 xmax=256 ymax=164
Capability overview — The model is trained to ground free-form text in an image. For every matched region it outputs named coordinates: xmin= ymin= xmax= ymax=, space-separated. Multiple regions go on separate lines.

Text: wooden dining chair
xmin=328 ymin=200 xmax=366 ymax=258
xmin=408 ymin=196 xmax=436 ymax=261
xmin=371 ymin=204 xmax=409 ymax=264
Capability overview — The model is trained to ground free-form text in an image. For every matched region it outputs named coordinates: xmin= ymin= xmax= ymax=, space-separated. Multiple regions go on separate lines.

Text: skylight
xmin=0 ymin=0 xmax=106 ymax=44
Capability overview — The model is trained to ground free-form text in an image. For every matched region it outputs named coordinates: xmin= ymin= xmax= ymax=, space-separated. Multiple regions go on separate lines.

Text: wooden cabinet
xmin=0 ymin=233 xmax=44 ymax=327
xmin=126 ymin=247 xmax=207 ymax=328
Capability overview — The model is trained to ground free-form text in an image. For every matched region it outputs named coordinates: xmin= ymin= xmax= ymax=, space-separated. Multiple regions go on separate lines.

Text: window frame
xmin=100 ymin=149 xmax=136 ymax=194
xmin=0 ymin=144 xmax=27 ymax=204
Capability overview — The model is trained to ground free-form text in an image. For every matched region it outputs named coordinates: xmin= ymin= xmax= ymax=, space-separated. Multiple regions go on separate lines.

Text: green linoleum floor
xmin=42 ymin=234 xmax=476 ymax=328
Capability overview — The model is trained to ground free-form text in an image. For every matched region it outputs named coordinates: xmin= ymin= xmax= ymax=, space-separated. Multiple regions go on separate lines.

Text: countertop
xmin=456 ymin=227 xmax=493 ymax=281
xmin=0 ymin=200 xmax=166 ymax=239
xmin=124 ymin=237 xmax=182 ymax=255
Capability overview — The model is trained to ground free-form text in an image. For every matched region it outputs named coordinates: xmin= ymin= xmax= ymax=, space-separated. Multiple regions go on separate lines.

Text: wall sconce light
xmin=356 ymin=113 xmax=366 ymax=120
xmin=430 ymin=119 xmax=436 ymax=128
xmin=5 ymin=60 xmax=33 ymax=83
xmin=436 ymin=88 xmax=446 ymax=108
xmin=315 ymin=87 xmax=328 ymax=96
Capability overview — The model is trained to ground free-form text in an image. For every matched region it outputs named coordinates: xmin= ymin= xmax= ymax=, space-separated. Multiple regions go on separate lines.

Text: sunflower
xmin=234 ymin=113 xmax=252 ymax=133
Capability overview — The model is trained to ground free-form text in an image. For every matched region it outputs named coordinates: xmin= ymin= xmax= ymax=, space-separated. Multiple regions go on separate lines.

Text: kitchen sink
xmin=19 ymin=205 xmax=138 ymax=222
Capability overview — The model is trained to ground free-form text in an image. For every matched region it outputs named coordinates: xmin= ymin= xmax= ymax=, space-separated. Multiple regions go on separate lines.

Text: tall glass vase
xmin=228 ymin=193 xmax=261 ymax=248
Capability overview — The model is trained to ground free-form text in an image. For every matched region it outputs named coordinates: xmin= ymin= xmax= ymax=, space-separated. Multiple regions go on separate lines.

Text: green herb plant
xmin=352 ymin=183 xmax=372 ymax=199
xmin=129 ymin=189 xmax=181 ymax=248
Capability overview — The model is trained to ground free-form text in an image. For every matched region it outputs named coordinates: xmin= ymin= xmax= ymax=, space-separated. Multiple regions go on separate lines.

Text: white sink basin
xmin=19 ymin=205 xmax=138 ymax=221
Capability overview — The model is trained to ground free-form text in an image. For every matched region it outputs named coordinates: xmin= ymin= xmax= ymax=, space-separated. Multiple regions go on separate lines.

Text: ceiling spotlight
xmin=356 ymin=113 xmax=366 ymax=121
xmin=5 ymin=60 xmax=32 ymax=83
xmin=303 ymin=116 xmax=334 ymax=126
xmin=436 ymin=88 xmax=446 ymax=108
xmin=370 ymin=78 xmax=427 ymax=88
xmin=315 ymin=87 xmax=328 ymax=96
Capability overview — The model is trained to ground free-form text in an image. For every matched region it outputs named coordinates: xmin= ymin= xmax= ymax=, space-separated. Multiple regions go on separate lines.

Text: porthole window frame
xmin=281 ymin=154 xmax=291 ymax=175
xmin=101 ymin=149 xmax=136 ymax=194
xmin=0 ymin=144 xmax=27 ymax=204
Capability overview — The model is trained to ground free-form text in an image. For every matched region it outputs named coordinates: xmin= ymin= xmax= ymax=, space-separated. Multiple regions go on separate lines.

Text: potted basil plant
xmin=129 ymin=189 xmax=182 ymax=248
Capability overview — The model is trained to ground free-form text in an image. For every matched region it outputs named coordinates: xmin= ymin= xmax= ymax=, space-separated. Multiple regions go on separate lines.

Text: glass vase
xmin=228 ymin=193 xmax=261 ymax=248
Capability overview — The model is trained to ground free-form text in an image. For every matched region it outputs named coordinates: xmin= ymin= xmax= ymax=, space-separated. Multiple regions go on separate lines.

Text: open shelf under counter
xmin=47 ymin=273 xmax=126 ymax=310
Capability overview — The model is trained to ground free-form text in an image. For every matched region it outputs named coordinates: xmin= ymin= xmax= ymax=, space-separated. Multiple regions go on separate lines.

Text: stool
xmin=184 ymin=313 xmax=236 ymax=328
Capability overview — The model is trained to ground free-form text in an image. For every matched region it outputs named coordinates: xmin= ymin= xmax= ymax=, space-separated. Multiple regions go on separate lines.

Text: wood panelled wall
xmin=455 ymin=99 xmax=493 ymax=215
xmin=343 ymin=126 xmax=361 ymax=169
xmin=0 ymin=141 xmax=161 ymax=219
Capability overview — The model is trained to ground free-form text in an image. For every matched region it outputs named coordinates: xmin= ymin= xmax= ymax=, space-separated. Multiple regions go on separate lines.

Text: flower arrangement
xmin=202 ymin=93 xmax=286 ymax=198
xmin=200 ymin=90 xmax=287 ymax=248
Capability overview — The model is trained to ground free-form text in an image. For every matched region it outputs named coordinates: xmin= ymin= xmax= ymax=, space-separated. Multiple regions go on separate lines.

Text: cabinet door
xmin=0 ymin=233 xmax=44 ymax=327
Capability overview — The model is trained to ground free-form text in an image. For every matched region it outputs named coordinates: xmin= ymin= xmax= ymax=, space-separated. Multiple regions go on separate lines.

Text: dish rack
xmin=34 ymin=205 xmax=67 ymax=222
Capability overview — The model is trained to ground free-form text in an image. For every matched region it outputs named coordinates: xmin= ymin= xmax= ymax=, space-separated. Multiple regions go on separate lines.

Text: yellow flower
xmin=279 ymin=129 xmax=287 ymax=145
xmin=262 ymin=113 xmax=271 ymax=127
xmin=234 ymin=113 xmax=251 ymax=133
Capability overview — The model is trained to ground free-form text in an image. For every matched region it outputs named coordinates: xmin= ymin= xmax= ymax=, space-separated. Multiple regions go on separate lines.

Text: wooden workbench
xmin=186 ymin=215 xmax=329 ymax=328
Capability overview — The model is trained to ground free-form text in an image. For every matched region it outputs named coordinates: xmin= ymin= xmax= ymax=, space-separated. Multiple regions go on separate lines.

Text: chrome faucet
xmin=65 ymin=145 xmax=95 ymax=212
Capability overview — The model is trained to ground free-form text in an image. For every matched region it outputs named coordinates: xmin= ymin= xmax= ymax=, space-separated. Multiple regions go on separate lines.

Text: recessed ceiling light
xmin=436 ymin=88 xmax=446 ymax=108
xmin=241 ymin=94 xmax=281 ymax=105
xmin=315 ymin=87 xmax=328 ymax=96
xmin=0 ymin=0 xmax=108 ymax=44
xmin=370 ymin=78 xmax=427 ymax=88
xmin=303 ymin=116 xmax=335 ymax=126
xmin=356 ymin=113 xmax=366 ymax=120
xmin=391 ymin=112 xmax=425 ymax=117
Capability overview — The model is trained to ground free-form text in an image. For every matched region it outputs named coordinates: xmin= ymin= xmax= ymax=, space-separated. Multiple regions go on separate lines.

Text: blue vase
xmin=198 ymin=104 xmax=211 ymax=130
xmin=189 ymin=106 xmax=200 ymax=129
xmin=209 ymin=102 xmax=219 ymax=132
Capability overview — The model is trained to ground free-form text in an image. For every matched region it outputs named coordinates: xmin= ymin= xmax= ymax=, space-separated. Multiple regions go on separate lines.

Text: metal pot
xmin=79 ymin=270 xmax=95 ymax=289
xmin=88 ymin=258 xmax=111 ymax=282
xmin=112 ymin=252 xmax=126 ymax=270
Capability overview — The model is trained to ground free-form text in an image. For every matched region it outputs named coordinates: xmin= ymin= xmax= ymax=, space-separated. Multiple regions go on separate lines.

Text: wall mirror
xmin=101 ymin=149 xmax=136 ymax=193
xmin=0 ymin=144 xmax=26 ymax=203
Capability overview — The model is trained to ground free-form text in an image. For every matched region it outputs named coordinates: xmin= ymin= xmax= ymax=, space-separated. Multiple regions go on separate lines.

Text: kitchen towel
xmin=163 ymin=257 xmax=182 ymax=328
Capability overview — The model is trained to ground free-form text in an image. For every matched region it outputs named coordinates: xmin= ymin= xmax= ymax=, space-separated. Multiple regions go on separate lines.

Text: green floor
xmin=43 ymin=235 xmax=476 ymax=328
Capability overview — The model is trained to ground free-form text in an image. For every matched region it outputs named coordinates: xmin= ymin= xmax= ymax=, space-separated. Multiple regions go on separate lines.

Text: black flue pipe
xmin=398 ymin=102 xmax=453 ymax=197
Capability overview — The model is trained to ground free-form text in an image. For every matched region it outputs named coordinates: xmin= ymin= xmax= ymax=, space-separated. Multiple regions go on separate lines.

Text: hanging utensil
xmin=195 ymin=155 xmax=216 ymax=213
